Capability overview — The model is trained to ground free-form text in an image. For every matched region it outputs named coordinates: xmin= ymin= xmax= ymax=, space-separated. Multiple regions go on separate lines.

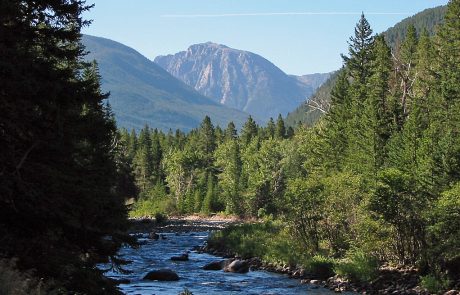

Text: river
xmin=102 ymin=222 xmax=352 ymax=294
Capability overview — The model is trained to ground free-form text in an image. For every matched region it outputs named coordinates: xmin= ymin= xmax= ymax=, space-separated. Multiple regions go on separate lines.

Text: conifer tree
xmin=266 ymin=117 xmax=276 ymax=139
xmin=225 ymin=121 xmax=238 ymax=141
xmin=275 ymin=114 xmax=286 ymax=139
xmin=241 ymin=116 xmax=258 ymax=145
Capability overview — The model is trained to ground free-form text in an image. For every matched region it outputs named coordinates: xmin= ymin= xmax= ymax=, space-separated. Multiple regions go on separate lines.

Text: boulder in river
xmin=149 ymin=232 xmax=159 ymax=240
xmin=203 ymin=260 xmax=224 ymax=270
xmin=143 ymin=269 xmax=180 ymax=281
xmin=224 ymin=259 xmax=249 ymax=273
xmin=171 ymin=253 xmax=189 ymax=261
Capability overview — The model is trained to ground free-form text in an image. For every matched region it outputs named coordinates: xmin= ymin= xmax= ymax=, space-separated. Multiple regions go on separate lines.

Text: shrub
xmin=305 ymin=255 xmax=335 ymax=279
xmin=334 ymin=249 xmax=378 ymax=282
xmin=420 ymin=274 xmax=451 ymax=293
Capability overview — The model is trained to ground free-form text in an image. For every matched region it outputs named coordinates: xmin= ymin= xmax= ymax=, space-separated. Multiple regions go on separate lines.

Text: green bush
xmin=420 ymin=274 xmax=451 ymax=293
xmin=305 ymin=255 xmax=335 ymax=279
xmin=130 ymin=182 xmax=175 ymax=217
xmin=334 ymin=249 xmax=378 ymax=282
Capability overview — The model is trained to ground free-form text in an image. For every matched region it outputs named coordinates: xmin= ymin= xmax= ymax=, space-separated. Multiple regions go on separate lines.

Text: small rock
xmin=149 ymin=232 xmax=159 ymax=240
xmin=171 ymin=253 xmax=189 ymax=261
xmin=143 ymin=269 xmax=179 ymax=281
xmin=310 ymin=280 xmax=320 ymax=285
xmin=203 ymin=260 xmax=224 ymax=270
xmin=334 ymin=287 xmax=342 ymax=293
xmin=444 ymin=290 xmax=459 ymax=295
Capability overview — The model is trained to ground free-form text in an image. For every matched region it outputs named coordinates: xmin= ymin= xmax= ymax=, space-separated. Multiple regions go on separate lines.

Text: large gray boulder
xmin=224 ymin=260 xmax=249 ymax=273
xmin=143 ymin=269 xmax=180 ymax=281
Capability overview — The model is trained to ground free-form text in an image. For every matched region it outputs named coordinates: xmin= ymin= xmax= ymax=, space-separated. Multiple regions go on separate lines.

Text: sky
xmin=82 ymin=0 xmax=448 ymax=75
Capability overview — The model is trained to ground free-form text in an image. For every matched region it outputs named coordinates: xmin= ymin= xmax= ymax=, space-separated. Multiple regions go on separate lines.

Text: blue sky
xmin=82 ymin=0 xmax=448 ymax=75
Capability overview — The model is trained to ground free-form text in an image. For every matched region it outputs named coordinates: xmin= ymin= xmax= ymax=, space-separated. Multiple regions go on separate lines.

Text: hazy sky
xmin=82 ymin=0 xmax=448 ymax=75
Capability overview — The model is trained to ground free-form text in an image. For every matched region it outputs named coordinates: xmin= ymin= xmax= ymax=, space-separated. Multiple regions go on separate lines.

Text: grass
xmin=208 ymin=220 xmax=379 ymax=281
xmin=208 ymin=220 xmax=305 ymax=265
xmin=334 ymin=249 xmax=379 ymax=282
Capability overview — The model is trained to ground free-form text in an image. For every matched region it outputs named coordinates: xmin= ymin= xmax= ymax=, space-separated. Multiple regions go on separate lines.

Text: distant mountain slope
xmin=82 ymin=35 xmax=250 ymax=131
xmin=155 ymin=43 xmax=325 ymax=121
xmin=290 ymin=73 xmax=331 ymax=92
xmin=286 ymin=5 xmax=446 ymax=127
xmin=384 ymin=5 xmax=447 ymax=50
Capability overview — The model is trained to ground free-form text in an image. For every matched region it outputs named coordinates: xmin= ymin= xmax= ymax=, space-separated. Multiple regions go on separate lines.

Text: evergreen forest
xmin=1 ymin=0 xmax=460 ymax=294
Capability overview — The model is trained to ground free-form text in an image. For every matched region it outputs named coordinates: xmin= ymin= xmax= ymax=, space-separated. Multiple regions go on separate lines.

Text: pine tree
xmin=342 ymin=13 xmax=375 ymax=84
xmin=266 ymin=117 xmax=276 ymax=139
xmin=367 ymin=35 xmax=395 ymax=170
xmin=225 ymin=121 xmax=238 ymax=141
xmin=275 ymin=114 xmax=286 ymax=139
xmin=323 ymin=68 xmax=351 ymax=171
xmin=199 ymin=116 xmax=216 ymax=161
xmin=0 ymin=1 xmax=132 ymax=292
xmin=241 ymin=116 xmax=258 ymax=145
xmin=436 ymin=0 xmax=460 ymax=185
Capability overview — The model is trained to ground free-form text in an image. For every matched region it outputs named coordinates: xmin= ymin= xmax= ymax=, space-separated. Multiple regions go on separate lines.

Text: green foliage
xmin=334 ymin=250 xmax=379 ymax=282
xmin=304 ymin=256 xmax=336 ymax=279
xmin=130 ymin=182 xmax=173 ymax=217
xmin=420 ymin=274 xmax=451 ymax=293
xmin=428 ymin=182 xmax=460 ymax=263
xmin=209 ymin=221 xmax=304 ymax=264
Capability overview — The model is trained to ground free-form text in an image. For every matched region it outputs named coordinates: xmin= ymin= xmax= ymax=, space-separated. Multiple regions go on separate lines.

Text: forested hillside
xmin=286 ymin=5 xmax=447 ymax=127
xmin=126 ymin=1 xmax=460 ymax=292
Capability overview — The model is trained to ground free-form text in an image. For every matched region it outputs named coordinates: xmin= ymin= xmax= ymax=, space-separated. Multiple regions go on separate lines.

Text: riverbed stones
xmin=203 ymin=260 xmax=224 ymax=270
xmin=171 ymin=253 xmax=189 ymax=261
xmin=224 ymin=259 xmax=249 ymax=273
xmin=143 ymin=269 xmax=180 ymax=281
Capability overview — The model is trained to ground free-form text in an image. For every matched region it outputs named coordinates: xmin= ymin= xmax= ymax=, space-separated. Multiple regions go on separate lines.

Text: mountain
xmin=291 ymin=73 xmax=331 ymax=94
xmin=286 ymin=5 xmax=446 ymax=127
xmin=154 ymin=43 xmax=326 ymax=121
xmin=82 ymin=35 xmax=250 ymax=132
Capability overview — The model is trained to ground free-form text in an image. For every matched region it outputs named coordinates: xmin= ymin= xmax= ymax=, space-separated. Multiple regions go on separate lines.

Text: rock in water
xmin=149 ymin=232 xmax=159 ymax=240
xmin=203 ymin=260 xmax=224 ymax=270
xmin=224 ymin=260 xmax=249 ymax=273
xmin=171 ymin=253 xmax=189 ymax=261
xmin=143 ymin=269 xmax=180 ymax=281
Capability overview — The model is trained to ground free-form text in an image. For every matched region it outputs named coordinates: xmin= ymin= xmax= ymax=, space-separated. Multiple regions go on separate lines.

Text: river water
xmin=103 ymin=230 xmax=350 ymax=294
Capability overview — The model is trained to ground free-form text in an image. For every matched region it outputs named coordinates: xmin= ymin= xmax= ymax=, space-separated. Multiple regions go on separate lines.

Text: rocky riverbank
xmin=128 ymin=215 xmax=242 ymax=234
xmin=128 ymin=217 xmax=459 ymax=295
xmin=201 ymin=241 xmax=460 ymax=295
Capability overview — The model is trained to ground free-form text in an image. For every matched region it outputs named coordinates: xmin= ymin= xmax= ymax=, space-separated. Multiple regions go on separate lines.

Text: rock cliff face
xmin=155 ymin=43 xmax=326 ymax=121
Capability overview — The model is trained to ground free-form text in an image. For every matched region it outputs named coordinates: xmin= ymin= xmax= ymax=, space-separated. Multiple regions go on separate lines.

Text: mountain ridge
xmin=82 ymin=35 xmax=251 ymax=132
xmin=155 ymin=42 xmax=329 ymax=121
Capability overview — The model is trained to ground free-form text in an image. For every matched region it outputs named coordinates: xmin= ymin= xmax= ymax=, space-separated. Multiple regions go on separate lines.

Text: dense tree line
xmin=128 ymin=1 xmax=460 ymax=285
xmin=1 ymin=1 xmax=133 ymax=293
